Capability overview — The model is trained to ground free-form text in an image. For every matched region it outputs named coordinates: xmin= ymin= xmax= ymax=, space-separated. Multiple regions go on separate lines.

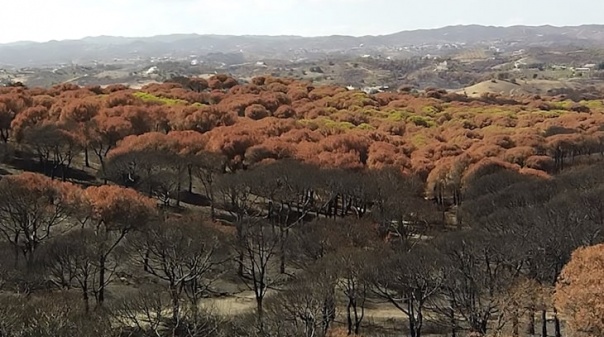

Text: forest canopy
xmin=2 ymin=75 xmax=603 ymax=190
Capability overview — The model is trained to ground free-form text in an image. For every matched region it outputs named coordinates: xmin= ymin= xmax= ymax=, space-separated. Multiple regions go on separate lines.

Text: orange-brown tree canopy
xmin=85 ymin=185 xmax=157 ymax=230
xmin=555 ymin=244 xmax=604 ymax=337
xmin=0 ymin=172 xmax=84 ymax=260
xmin=2 ymin=75 xmax=604 ymax=193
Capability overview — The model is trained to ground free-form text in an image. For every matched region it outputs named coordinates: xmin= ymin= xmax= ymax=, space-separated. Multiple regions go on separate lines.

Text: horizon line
xmin=2 ymin=23 xmax=603 ymax=45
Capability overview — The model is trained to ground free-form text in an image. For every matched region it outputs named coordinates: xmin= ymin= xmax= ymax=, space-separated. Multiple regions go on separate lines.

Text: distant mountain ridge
xmin=2 ymin=24 xmax=604 ymax=67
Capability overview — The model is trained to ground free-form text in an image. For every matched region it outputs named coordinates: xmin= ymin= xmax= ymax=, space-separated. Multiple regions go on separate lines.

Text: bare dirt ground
xmin=457 ymin=78 xmax=604 ymax=97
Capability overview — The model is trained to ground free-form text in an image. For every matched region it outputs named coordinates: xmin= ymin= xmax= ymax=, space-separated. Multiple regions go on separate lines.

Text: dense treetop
xmin=2 ymin=75 xmax=602 ymax=197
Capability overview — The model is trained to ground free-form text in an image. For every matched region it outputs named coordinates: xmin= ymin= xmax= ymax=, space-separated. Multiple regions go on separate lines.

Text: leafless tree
xmin=237 ymin=220 xmax=281 ymax=326
xmin=368 ymin=245 xmax=446 ymax=337
xmin=265 ymin=267 xmax=337 ymax=337
xmin=330 ymin=248 xmax=371 ymax=335
xmin=112 ymin=286 xmax=172 ymax=337
xmin=431 ymin=230 xmax=522 ymax=336
xmin=127 ymin=215 xmax=229 ymax=322
xmin=192 ymin=151 xmax=226 ymax=218
xmin=42 ymin=229 xmax=107 ymax=313
xmin=22 ymin=124 xmax=82 ymax=181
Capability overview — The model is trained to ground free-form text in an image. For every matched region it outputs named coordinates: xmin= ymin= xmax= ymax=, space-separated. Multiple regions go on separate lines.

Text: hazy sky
xmin=2 ymin=0 xmax=603 ymax=43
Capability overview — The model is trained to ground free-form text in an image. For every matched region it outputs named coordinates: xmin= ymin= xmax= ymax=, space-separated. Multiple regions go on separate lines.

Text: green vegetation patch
xmin=543 ymin=110 xmax=567 ymax=118
xmin=480 ymin=124 xmax=512 ymax=135
xmin=322 ymin=119 xmax=355 ymax=131
xmin=297 ymin=119 xmax=320 ymax=130
xmin=421 ymin=105 xmax=441 ymax=117
xmin=580 ymin=100 xmax=604 ymax=110
xmin=133 ymin=92 xmax=188 ymax=106
xmin=407 ymin=115 xmax=436 ymax=128
xmin=410 ymin=133 xmax=429 ymax=147
xmin=548 ymin=100 xmax=575 ymax=110
xmin=384 ymin=109 xmax=412 ymax=122
xmin=357 ymin=123 xmax=376 ymax=131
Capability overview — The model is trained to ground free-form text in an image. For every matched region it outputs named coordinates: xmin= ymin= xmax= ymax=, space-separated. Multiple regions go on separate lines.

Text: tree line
xmin=2 ymin=75 xmax=604 ymax=193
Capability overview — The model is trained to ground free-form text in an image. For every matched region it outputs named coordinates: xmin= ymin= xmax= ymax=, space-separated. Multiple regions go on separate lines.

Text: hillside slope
xmin=2 ymin=24 xmax=604 ymax=67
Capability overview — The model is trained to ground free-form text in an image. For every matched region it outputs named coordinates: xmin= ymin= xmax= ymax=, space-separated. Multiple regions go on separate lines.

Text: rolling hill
xmin=2 ymin=24 xmax=604 ymax=67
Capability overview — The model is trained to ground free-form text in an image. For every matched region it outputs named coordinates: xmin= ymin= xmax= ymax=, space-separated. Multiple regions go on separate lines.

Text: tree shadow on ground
xmin=179 ymin=191 xmax=212 ymax=207
xmin=6 ymin=155 xmax=97 ymax=183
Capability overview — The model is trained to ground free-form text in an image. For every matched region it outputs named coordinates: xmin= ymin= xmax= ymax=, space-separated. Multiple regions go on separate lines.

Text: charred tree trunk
xmin=98 ymin=255 xmax=106 ymax=306
xmin=60 ymin=163 xmax=67 ymax=182
xmin=99 ymin=156 xmax=108 ymax=185
xmin=238 ymin=250 xmax=244 ymax=277
xmin=409 ymin=317 xmax=417 ymax=337
xmin=256 ymin=296 xmax=264 ymax=332
xmin=322 ymin=297 xmax=335 ymax=335
xmin=85 ymin=147 xmax=90 ymax=168
xmin=450 ymin=306 xmax=457 ymax=337
xmin=279 ymin=225 xmax=287 ymax=274
xmin=512 ymin=307 xmax=519 ymax=337
xmin=346 ymin=301 xmax=353 ymax=335
xmin=176 ymin=179 xmax=182 ymax=207
xmin=0 ymin=129 xmax=8 ymax=143
xmin=526 ymin=307 xmax=535 ymax=336
xmin=353 ymin=300 xmax=362 ymax=335
xmin=553 ymin=307 xmax=561 ymax=337
xmin=143 ymin=248 xmax=150 ymax=272
xmin=83 ymin=285 xmax=90 ymax=314
xmin=170 ymin=284 xmax=180 ymax=324
xmin=541 ymin=309 xmax=547 ymax=337
xmin=13 ymin=233 xmax=20 ymax=268
xmin=25 ymin=240 xmax=35 ymax=268
xmin=187 ymin=166 xmax=193 ymax=193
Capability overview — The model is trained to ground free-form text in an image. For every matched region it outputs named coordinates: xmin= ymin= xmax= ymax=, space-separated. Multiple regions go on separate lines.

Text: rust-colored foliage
xmin=245 ymin=138 xmax=294 ymax=165
xmin=1 ymin=76 xmax=603 ymax=191
xmin=298 ymin=133 xmax=370 ymax=170
xmin=85 ymin=185 xmax=156 ymax=229
xmin=274 ymin=105 xmax=296 ymax=119
xmin=11 ymin=105 xmax=51 ymax=142
xmin=462 ymin=157 xmax=520 ymax=185
xmin=366 ymin=141 xmax=410 ymax=170
xmin=0 ymin=172 xmax=84 ymax=260
xmin=555 ymin=244 xmax=604 ymax=337
xmin=170 ymin=105 xmax=236 ymax=133
xmin=203 ymin=124 xmax=259 ymax=168
xmin=244 ymin=104 xmax=270 ymax=120
xmin=166 ymin=130 xmax=206 ymax=156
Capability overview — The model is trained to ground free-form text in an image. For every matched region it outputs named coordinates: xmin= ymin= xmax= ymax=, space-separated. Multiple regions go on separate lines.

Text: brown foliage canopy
xmin=3 ymin=76 xmax=604 ymax=198
xmin=555 ymin=244 xmax=604 ymax=337
xmin=85 ymin=185 xmax=156 ymax=230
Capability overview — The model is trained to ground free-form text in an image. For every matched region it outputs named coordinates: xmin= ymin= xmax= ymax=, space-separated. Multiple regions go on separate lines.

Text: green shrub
xmin=411 ymin=133 xmax=429 ymax=147
xmin=133 ymin=92 xmax=188 ymax=105
xmin=357 ymin=123 xmax=376 ymax=131
xmin=386 ymin=109 xmax=411 ymax=122
xmin=421 ymin=105 xmax=441 ymax=116
xmin=322 ymin=119 xmax=355 ymax=131
xmin=407 ymin=115 xmax=436 ymax=128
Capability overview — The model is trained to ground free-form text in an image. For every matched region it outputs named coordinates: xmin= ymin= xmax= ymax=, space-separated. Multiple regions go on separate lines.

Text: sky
xmin=2 ymin=0 xmax=603 ymax=43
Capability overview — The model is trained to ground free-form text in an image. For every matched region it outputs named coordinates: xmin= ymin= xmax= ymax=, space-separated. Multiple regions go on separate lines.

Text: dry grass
xmin=458 ymin=78 xmax=604 ymax=98
xmin=202 ymin=291 xmax=258 ymax=316
xmin=327 ymin=327 xmax=368 ymax=337
xmin=458 ymin=80 xmax=530 ymax=97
